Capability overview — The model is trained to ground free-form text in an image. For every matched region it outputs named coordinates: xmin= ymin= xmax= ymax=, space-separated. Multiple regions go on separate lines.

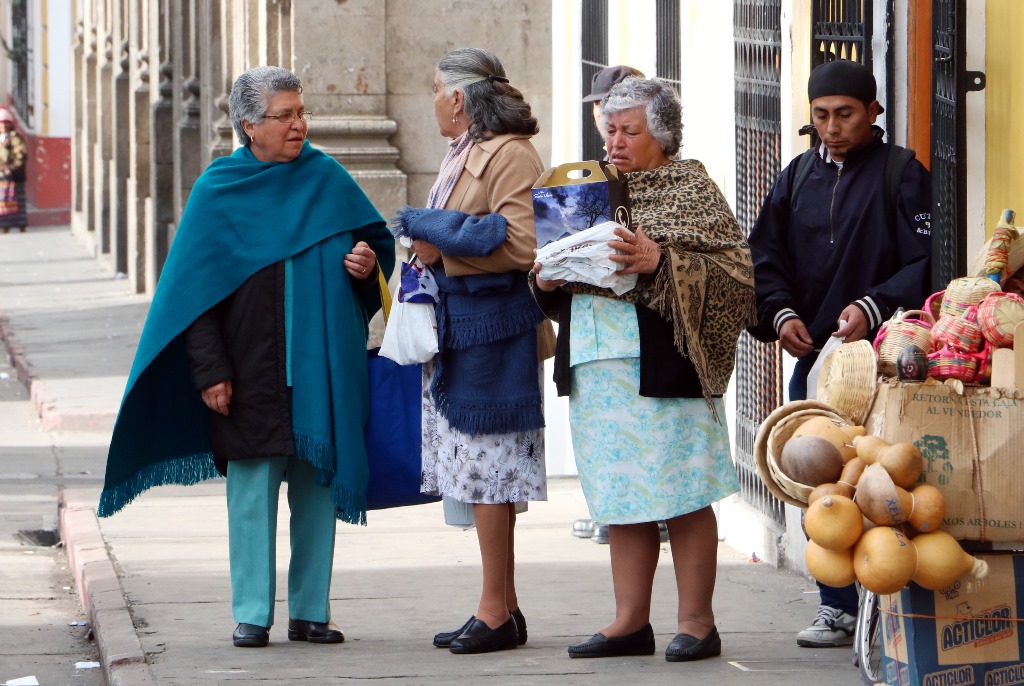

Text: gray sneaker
xmin=796 ymin=605 xmax=855 ymax=647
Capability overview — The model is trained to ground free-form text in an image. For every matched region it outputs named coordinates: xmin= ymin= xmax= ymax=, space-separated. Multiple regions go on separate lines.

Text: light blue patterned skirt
xmin=569 ymin=357 xmax=739 ymax=524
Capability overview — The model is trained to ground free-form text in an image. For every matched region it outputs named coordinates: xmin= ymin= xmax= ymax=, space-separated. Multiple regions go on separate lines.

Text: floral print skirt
xmin=569 ymin=357 xmax=739 ymax=524
xmin=419 ymin=360 xmax=547 ymax=504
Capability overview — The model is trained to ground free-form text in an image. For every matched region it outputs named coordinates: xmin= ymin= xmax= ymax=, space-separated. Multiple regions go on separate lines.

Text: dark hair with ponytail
xmin=436 ymin=47 xmax=539 ymax=142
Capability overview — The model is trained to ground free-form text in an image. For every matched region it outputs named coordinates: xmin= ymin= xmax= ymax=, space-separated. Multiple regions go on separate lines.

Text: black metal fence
xmin=10 ymin=0 xmax=31 ymax=125
xmin=581 ymin=0 xmax=609 ymax=162
xmin=656 ymin=0 xmax=682 ymax=95
xmin=733 ymin=0 xmax=785 ymax=527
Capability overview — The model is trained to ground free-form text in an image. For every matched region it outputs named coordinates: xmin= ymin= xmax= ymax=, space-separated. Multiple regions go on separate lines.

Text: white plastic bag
xmin=379 ymin=289 xmax=439 ymax=365
xmin=806 ymin=322 xmax=846 ymax=400
xmin=536 ymin=221 xmax=638 ymax=295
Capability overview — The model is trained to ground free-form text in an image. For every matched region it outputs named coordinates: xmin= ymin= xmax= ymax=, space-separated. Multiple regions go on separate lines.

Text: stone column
xmin=93 ymin=5 xmax=112 ymax=254
xmin=110 ymin=1 xmax=130 ymax=275
xmin=71 ymin=19 xmax=85 ymax=232
xmin=199 ymin=0 xmax=234 ymax=166
xmin=291 ymin=2 xmax=406 ymax=219
xmin=82 ymin=16 xmax=97 ymax=237
xmin=148 ymin=0 xmax=175 ymax=287
xmin=127 ymin=0 xmax=152 ymax=293
xmin=173 ymin=0 xmax=202 ymax=219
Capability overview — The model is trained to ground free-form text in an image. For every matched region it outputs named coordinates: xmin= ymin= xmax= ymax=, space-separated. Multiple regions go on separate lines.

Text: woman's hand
xmin=412 ymin=239 xmax=443 ymax=267
xmin=344 ymin=241 xmax=377 ymax=280
xmin=532 ymin=262 xmax=566 ymax=291
xmin=201 ymin=380 xmax=232 ymax=416
xmin=608 ymin=225 xmax=661 ymax=274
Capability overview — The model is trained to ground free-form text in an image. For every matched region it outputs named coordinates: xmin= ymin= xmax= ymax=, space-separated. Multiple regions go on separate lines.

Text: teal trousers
xmin=226 ymin=456 xmax=336 ymax=628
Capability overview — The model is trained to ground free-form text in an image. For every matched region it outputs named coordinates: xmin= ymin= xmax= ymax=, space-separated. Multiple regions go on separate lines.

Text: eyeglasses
xmin=262 ymin=111 xmax=313 ymax=124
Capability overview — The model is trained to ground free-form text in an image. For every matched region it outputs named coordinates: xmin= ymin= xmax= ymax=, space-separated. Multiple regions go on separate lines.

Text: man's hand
xmin=201 ymin=380 xmax=232 ymax=416
xmin=412 ymin=239 xmax=443 ymax=267
xmin=779 ymin=318 xmax=815 ymax=358
xmin=834 ymin=304 xmax=869 ymax=342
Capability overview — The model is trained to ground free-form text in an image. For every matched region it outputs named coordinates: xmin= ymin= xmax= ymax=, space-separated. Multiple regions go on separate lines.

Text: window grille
xmin=581 ymin=0 xmax=609 ymax=162
xmin=10 ymin=0 xmax=31 ymax=126
xmin=733 ymin=0 xmax=785 ymax=527
xmin=655 ymin=0 xmax=681 ymax=95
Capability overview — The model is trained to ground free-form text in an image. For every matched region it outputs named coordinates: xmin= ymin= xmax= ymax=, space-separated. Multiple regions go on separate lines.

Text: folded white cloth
xmin=536 ymin=221 xmax=638 ymax=295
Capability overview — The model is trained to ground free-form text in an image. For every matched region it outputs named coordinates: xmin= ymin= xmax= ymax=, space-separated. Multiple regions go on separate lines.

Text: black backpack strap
xmin=883 ymin=146 xmax=916 ymax=224
xmin=788 ymin=148 xmax=818 ymax=213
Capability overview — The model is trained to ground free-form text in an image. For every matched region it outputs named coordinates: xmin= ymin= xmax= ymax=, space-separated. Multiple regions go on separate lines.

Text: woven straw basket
xmin=815 ymin=339 xmax=878 ymax=425
xmin=927 ymin=345 xmax=981 ymax=382
xmin=753 ymin=400 xmax=849 ymax=508
xmin=874 ymin=309 xmax=934 ymax=377
xmin=968 ymin=220 xmax=1024 ymax=284
xmin=931 ymin=306 xmax=985 ymax=353
xmin=978 ymin=292 xmax=1024 ymax=348
xmin=939 ymin=277 xmax=1001 ymax=319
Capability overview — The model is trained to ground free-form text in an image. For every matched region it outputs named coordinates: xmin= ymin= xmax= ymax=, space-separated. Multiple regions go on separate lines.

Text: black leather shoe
xmin=511 ymin=607 xmax=527 ymax=646
xmin=665 ymin=626 xmax=721 ymax=662
xmin=433 ymin=616 xmax=475 ymax=648
xmin=449 ymin=617 xmax=519 ymax=654
xmin=232 ymin=623 xmax=269 ymax=648
xmin=568 ymin=623 xmax=655 ymax=658
xmin=288 ymin=618 xmax=344 ymax=644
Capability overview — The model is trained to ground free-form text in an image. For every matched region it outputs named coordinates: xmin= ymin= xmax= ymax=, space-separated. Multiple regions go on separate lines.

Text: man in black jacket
xmin=748 ymin=60 xmax=932 ymax=647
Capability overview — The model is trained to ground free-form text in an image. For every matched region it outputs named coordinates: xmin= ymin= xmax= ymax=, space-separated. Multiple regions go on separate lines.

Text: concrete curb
xmin=59 ymin=489 xmax=157 ymax=686
xmin=0 ymin=312 xmax=116 ymax=431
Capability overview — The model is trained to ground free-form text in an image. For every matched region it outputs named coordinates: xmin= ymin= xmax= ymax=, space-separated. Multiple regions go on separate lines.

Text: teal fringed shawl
xmin=98 ymin=141 xmax=395 ymax=524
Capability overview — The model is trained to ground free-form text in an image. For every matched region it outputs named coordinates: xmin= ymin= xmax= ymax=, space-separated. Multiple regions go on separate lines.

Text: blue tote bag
xmin=364 ymin=267 xmax=440 ymax=510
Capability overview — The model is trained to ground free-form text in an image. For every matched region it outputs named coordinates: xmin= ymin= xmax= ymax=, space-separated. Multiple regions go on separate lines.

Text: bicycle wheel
xmin=854 ymin=587 xmax=883 ymax=685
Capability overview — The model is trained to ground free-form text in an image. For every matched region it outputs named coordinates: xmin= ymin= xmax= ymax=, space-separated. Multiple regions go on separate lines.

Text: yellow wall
xmin=985 ymin=1 xmax=1024 ymax=235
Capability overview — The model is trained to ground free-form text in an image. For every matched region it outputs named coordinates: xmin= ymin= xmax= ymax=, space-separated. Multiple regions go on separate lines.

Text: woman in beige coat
xmin=390 ymin=47 xmax=553 ymax=655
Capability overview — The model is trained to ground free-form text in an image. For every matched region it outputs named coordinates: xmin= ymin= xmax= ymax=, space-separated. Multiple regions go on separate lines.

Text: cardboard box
xmin=865 ymin=379 xmax=1024 ymax=544
xmin=532 ymin=160 xmax=631 ymax=248
xmin=880 ymin=553 xmax=1024 ymax=686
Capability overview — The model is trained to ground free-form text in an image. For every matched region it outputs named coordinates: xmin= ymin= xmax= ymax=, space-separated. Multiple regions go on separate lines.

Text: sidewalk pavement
xmin=1 ymin=226 xmax=867 ymax=685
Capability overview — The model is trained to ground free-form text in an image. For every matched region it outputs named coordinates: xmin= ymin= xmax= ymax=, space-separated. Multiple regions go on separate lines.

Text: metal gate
xmin=9 ymin=0 xmax=31 ymax=125
xmin=581 ymin=0 xmax=609 ymax=162
xmin=733 ymin=0 xmax=785 ymax=526
xmin=656 ymin=0 xmax=681 ymax=94
xmin=811 ymin=0 xmax=872 ymax=67
xmin=930 ymin=0 xmax=983 ymax=288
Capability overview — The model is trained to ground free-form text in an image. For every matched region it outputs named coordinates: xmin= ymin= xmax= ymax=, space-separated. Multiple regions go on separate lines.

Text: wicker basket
xmin=874 ymin=309 xmax=934 ymax=377
xmin=815 ymin=339 xmax=878 ymax=424
xmin=927 ymin=345 xmax=980 ymax=382
xmin=977 ymin=291 xmax=1024 ymax=348
xmin=753 ymin=400 xmax=849 ymax=508
xmin=925 ymin=290 xmax=944 ymax=322
xmin=931 ymin=306 xmax=985 ymax=353
xmin=940 ymin=277 xmax=1001 ymax=318
xmin=967 ymin=211 xmax=1024 ymax=284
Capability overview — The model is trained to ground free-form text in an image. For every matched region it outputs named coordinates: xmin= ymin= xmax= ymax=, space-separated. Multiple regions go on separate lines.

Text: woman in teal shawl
xmin=98 ymin=67 xmax=395 ymax=649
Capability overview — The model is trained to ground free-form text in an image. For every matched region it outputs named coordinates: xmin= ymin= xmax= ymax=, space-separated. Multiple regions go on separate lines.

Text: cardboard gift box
xmin=880 ymin=553 xmax=1024 ymax=686
xmin=532 ymin=160 xmax=631 ymax=248
xmin=865 ymin=379 xmax=1024 ymax=544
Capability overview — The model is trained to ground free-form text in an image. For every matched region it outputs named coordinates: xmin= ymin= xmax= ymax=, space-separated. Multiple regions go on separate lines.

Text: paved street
xmin=1 ymin=226 xmax=867 ymax=685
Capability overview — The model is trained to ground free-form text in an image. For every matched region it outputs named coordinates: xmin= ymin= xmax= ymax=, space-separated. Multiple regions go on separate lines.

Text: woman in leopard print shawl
xmin=534 ymin=78 xmax=755 ymax=662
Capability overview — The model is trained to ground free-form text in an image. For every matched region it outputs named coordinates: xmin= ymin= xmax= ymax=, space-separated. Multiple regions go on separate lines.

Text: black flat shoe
xmin=449 ymin=617 xmax=518 ymax=654
xmin=288 ymin=618 xmax=344 ymax=644
xmin=511 ymin=607 xmax=527 ymax=646
xmin=568 ymin=623 xmax=655 ymax=658
xmin=665 ymin=626 xmax=721 ymax=662
xmin=232 ymin=623 xmax=269 ymax=648
xmin=433 ymin=616 xmax=476 ymax=648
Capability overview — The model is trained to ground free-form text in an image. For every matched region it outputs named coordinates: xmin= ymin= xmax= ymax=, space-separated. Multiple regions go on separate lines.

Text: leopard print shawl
xmin=564 ymin=159 xmax=757 ymax=401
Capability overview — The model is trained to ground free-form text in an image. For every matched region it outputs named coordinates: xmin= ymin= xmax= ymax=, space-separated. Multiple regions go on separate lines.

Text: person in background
xmin=97 ymin=66 xmax=395 ymax=649
xmin=392 ymin=47 xmax=553 ymax=655
xmin=572 ymin=64 xmax=646 ymax=545
xmin=534 ymin=77 xmax=756 ymax=662
xmin=747 ymin=59 xmax=931 ymax=648
xmin=0 ymin=107 xmax=27 ymax=234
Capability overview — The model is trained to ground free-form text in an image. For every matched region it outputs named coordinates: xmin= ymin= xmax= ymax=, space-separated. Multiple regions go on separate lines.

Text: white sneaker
xmin=796 ymin=605 xmax=856 ymax=647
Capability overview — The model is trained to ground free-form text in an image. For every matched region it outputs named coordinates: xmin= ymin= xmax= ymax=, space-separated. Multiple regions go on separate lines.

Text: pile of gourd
xmin=782 ymin=417 xmax=989 ymax=595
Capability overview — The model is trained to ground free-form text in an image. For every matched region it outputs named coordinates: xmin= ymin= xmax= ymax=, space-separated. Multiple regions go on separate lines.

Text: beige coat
xmin=439 ymin=133 xmax=555 ymax=359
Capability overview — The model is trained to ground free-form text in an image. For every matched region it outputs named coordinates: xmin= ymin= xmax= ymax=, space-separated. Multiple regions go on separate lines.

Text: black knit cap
xmin=583 ymin=65 xmax=645 ymax=103
xmin=808 ymin=59 xmax=884 ymax=114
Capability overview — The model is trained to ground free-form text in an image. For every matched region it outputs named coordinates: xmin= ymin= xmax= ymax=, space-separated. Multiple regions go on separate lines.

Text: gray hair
xmin=228 ymin=66 xmax=302 ymax=146
xmin=601 ymin=78 xmax=682 ymax=157
xmin=436 ymin=47 xmax=538 ymax=142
